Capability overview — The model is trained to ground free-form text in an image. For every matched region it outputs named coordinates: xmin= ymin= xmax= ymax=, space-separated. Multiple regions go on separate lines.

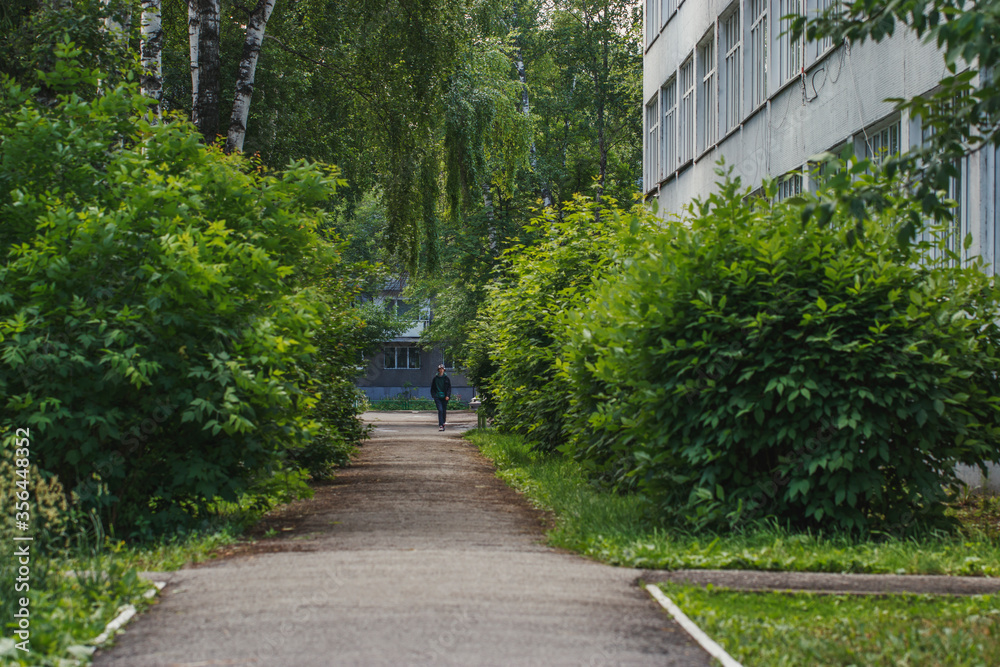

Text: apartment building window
xmin=721 ymin=6 xmax=741 ymax=134
xmin=920 ymin=105 xmax=966 ymax=266
xmin=748 ymin=0 xmax=767 ymax=110
xmin=645 ymin=0 xmax=658 ymax=46
xmin=645 ymin=95 xmax=659 ymax=189
xmin=660 ymin=0 xmax=678 ymax=28
xmin=813 ymin=0 xmax=837 ymax=54
xmin=384 ymin=346 xmax=421 ymax=370
xmin=680 ymin=56 xmax=695 ymax=164
xmin=661 ymin=77 xmax=678 ymax=175
xmin=778 ymin=0 xmax=803 ymax=84
xmin=697 ymin=32 xmax=718 ymax=154
xmin=864 ymin=120 xmax=900 ymax=166
xmin=775 ymin=171 xmax=803 ymax=201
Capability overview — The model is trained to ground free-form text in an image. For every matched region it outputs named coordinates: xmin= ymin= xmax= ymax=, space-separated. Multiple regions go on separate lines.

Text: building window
xmin=660 ymin=0 xmax=678 ymax=28
xmin=721 ymin=6 xmax=741 ymax=134
xmin=778 ymin=0 xmax=803 ymax=85
xmin=645 ymin=0 xmax=658 ymax=47
xmin=864 ymin=120 xmax=900 ymax=166
xmin=661 ymin=77 xmax=678 ymax=176
xmin=919 ymin=102 xmax=966 ymax=267
xmin=384 ymin=346 xmax=421 ymax=370
xmin=813 ymin=0 xmax=837 ymax=54
xmin=697 ymin=32 xmax=717 ymax=154
xmin=645 ymin=95 xmax=659 ymax=190
xmin=388 ymin=299 xmax=429 ymax=322
xmin=679 ymin=55 xmax=695 ymax=165
xmin=748 ymin=0 xmax=768 ymax=110
xmin=775 ymin=171 xmax=803 ymax=201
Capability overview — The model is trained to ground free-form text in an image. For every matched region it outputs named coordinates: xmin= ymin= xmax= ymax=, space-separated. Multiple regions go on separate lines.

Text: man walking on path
xmin=431 ymin=363 xmax=451 ymax=431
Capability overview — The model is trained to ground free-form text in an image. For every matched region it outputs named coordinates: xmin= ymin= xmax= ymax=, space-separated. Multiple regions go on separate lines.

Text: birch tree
xmin=225 ymin=0 xmax=277 ymax=153
xmin=140 ymin=0 xmax=163 ymax=121
xmin=188 ymin=0 xmax=221 ymax=141
xmin=187 ymin=0 xmax=200 ymax=127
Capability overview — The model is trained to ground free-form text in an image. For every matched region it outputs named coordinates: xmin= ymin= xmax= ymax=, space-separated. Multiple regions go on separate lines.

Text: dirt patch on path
xmin=211 ymin=411 xmax=552 ymax=560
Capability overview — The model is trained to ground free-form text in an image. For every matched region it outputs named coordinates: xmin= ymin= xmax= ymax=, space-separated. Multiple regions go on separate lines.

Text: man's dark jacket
xmin=430 ymin=374 xmax=451 ymax=399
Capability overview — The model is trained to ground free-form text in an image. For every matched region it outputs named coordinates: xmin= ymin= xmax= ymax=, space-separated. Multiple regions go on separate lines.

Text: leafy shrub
xmin=562 ymin=168 xmax=1000 ymax=533
xmin=475 ymin=196 xmax=644 ymax=451
xmin=0 ymin=46 xmax=341 ymax=535
xmin=0 ymin=428 xmax=74 ymax=553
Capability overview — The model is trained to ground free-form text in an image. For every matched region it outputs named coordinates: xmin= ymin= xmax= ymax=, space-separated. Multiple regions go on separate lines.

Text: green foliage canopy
xmin=0 ymin=46 xmax=342 ymax=534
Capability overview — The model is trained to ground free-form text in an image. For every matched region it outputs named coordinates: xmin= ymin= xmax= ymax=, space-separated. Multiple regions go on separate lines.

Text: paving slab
xmin=93 ymin=411 xmax=710 ymax=666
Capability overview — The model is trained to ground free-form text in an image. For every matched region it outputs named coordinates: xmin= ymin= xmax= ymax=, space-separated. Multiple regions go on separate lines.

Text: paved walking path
xmin=93 ymin=412 xmax=711 ymax=666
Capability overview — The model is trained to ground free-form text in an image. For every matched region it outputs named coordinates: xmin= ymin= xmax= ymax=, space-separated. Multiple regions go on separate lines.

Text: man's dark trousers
xmin=434 ymin=396 xmax=447 ymax=427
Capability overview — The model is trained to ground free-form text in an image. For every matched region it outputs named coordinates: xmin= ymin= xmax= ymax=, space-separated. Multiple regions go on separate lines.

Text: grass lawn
xmin=656 ymin=582 xmax=1000 ymax=666
xmin=465 ymin=430 xmax=1000 ymax=575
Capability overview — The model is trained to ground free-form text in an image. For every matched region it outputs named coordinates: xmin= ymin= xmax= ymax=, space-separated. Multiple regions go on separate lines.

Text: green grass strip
xmin=466 ymin=429 xmax=1000 ymax=576
xmin=0 ymin=522 xmax=249 ymax=665
xmin=656 ymin=583 xmax=1000 ymax=667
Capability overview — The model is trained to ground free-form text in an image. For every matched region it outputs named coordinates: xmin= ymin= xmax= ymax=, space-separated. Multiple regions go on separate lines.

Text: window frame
xmin=775 ymin=169 xmax=804 ymax=202
xmin=747 ymin=0 xmax=768 ymax=113
xmin=859 ymin=115 xmax=901 ymax=167
xmin=661 ymin=76 xmax=678 ymax=179
xmin=645 ymin=93 xmax=660 ymax=192
xmin=720 ymin=4 xmax=742 ymax=136
xmin=383 ymin=346 xmax=422 ymax=370
xmin=777 ymin=0 xmax=804 ymax=86
xmin=697 ymin=29 xmax=718 ymax=156
xmin=679 ymin=55 xmax=696 ymax=166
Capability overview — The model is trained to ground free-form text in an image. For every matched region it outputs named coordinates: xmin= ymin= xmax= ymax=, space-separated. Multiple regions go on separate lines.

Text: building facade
xmin=354 ymin=277 xmax=474 ymax=402
xmin=643 ymin=0 xmax=1000 ymax=491
xmin=643 ymin=0 xmax=999 ymax=277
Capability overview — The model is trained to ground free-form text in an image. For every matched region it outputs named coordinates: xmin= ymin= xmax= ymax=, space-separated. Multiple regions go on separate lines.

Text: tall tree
xmin=225 ymin=0 xmax=276 ymax=153
xmin=546 ymin=0 xmax=640 ymax=203
xmin=140 ymin=0 xmax=163 ymax=120
xmin=189 ymin=0 xmax=221 ymax=140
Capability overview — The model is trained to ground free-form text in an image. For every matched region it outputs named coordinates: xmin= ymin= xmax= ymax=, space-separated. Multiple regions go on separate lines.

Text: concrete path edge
xmin=642 ymin=569 xmax=1000 ymax=596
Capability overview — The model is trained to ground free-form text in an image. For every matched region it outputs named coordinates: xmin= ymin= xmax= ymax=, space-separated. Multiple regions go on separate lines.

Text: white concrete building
xmin=643 ymin=0 xmax=999 ymax=278
xmin=643 ymin=0 xmax=999 ymax=492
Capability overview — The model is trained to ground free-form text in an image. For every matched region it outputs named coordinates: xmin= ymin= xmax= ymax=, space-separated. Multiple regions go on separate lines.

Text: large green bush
xmin=473 ymin=197 xmax=643 ymax=450
xmin=0 ymin=46 xmax=342 ymax=535
xmin=562 ymin=169 xmax=1000 ymax=533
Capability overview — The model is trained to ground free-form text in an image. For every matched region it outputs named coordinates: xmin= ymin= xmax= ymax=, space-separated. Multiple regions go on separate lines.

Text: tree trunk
xmin=188 ymin=0 xmax=200 ymax=126
xmin=594 ymin=40 xmax=608 ymax=204
xmin=194 ymin=0 xmax=221 ymax=141
xmin=513 ymin=9 xmax=552 ymax=208
xmin=101 ymin=0 xmax=127 ymax=39
xmin=482 ymin=182 xmax=497 ymax=252
xmin=225 ymin=0 xmax=277 ymax=153
xmin=140 ymin=0 xmax=163 ymax=121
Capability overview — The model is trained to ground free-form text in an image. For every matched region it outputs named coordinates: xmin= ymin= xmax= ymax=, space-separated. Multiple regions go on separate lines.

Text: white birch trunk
xmin=140 ymin=0 xmax=163 ymax=122
xmin=225 ymin=0 xmax=277 ymax=153
xmin=102 ymin=0 xmax=126 ymax=39
xmin=516 ymin=44 xmax=551 ymax=207
xmin=188 ymin=0 xmax=200 ymax=127
xmin=482 ymin=182 xmax=497 ymax=252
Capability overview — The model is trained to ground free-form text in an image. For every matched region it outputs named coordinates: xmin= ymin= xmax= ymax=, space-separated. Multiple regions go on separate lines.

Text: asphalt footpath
xmin=93 ymin=411 xmax=711 ymax=667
